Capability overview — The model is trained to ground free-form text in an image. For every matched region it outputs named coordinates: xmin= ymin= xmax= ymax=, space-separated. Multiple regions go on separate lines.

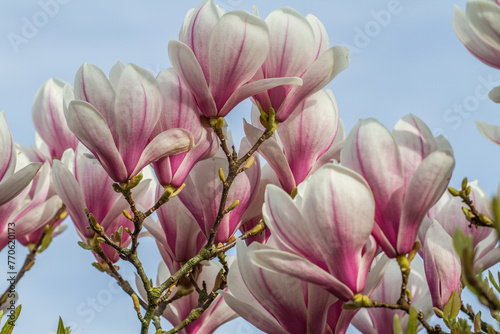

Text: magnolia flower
xmin=144 ymin=189 xmax=207 ymax=273
xmin=220 ymin=241 xmax=336 ymax=334
xmin=250 ymin=163 xmax=377 ymax=301
xmin=32 ymin=78 xmax=79 ymax=160
xmin=341 ymin=114 xmax=455 ymax=258
xmin=177 ymin=139 xmax=260 ymax=243
xmin=251 ymin=7 xmax=349 ymax=122
xmin=52 ymin=145 xmax=154 ymax=262
xmin=352 ymin=257 xmax=433 ymax=333
xmin=244 ymin=89 xmax=344 ymax=193
xmin=418 ymin=181 xmax=500 ymax=309
xmin=137 ymin=260 xmax=237 ymax=334
xmin=0 ymin=158 xmax=61 ymax=251
xmin=420 ymin=220 xmax=462 ymax=310
xmin=151 ymin=68 xmax=218 ymax=187
xmin=422 ymin=180 xmax=496 ymax=265
xmin=0 ymin=112 xmax=42 ymax=207
xmin=170 ymin=0 xmax=302 ymax=118
xmin=454 ymin=1 xmax=500 ymax=102
xmin=65 ymin=61 xmax=194 ymax=182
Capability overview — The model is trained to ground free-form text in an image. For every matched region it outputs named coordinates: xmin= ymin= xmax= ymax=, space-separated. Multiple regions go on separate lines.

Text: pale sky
xmin=1 ymin=0 xmax=498 ymax=333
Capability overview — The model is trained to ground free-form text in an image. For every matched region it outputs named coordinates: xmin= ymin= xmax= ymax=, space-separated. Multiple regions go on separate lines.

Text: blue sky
xmin=1 ymin=0 xmax=499 ymax=333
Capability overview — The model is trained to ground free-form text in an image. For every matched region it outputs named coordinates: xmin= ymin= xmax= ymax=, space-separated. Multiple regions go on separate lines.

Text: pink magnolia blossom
xmin=352 ymin=257 xmax=433 ymax=333
xmin=52 ymin=145 xmax=154 ymax=262
xmin=137 ymin=260 xmax=237 ymax=334
xmin=244 ymin=89 xmax=343 ymax=193
xmin=177 ymin=139 xmax=260 ymax=243
xmin=454 ymin=1 xmax=500 ymax=102
xmin=144 ymin=187 xmax=207 ymax=273
xmin=65 ymin=61 xmax=194 ymax=182
xmin=341 ymin=114 xmax=455 ymax=258
xmin=0 ymin=112 xmax=42 ymax=207
xmin=151 ymin=68 xmax=218 ymax=187
xmin=250 ymin=163 xmax=377 ymax=301
xmin=0 ymin=157 xmax=61 ymax=251
xmin=422 ymin=180 xmax=498 ymax=268
xmin=169 ymin=0 xmax=303 ymax=118
xmin=32 ymin=78 xmax=79 ymax=160
xmin=418 ymin=180 xmax=500 ymax=309
xmin=419 ymin=220 xmax=462 ymax=310
xmin=251 ymin=7 xmax=349 ymax=122
xmin=220 ymin=241 xmax=336 ymax=334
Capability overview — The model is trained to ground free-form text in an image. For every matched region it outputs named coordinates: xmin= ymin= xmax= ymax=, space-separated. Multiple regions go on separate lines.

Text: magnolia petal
xmin=341 ymin=118 xmax=404 ymax=254
xmin=108 ymin=60 xmax=125 ymax=89
xmin=250 ymin=248 xmax=354 ymax=300
xmin=243 ymin=120 xmax=295 ymax=192
xmin=32 ymin=78 xmax=78 ymax=158
xmin=14 ymin=196 xmax=61 ymax=237
xmin=399 ymin=150 xmax=455 ymax=254
xmin=311 ymin=119 xmax=344 ymax=173
xmin=219 ymin=291 xmax=288 ymax=334
xmin=476 ymin=121 xmax=500 ymax=145
xmin=423 ymin=221 xmax=461 ymax=310
xmin=453 ymin=6 xmax=500 ymax=69
xmin=306 ymin=283 xmax=336 ymax=334
xmin=299 ymin=164 xmax=375 ymax=292
xmin=0 ymin=162 xmax=42 ymax=207
xmin=179 ymin=0 xmax=222 ymax=80
xmin=235 ymin=241 xmax=309 ymax=333
xmin=277 ymin=46 xmax=349 ymax=121
xmin=392 ymin=114 xmax=437 ymax=188
xmin=168 ymin=40 xmax=217 ymax=117
xmin=132 ymin=128 xmax=193 ymax=178
xmin=278 ymin=89 xmax=339 ymax=185
xmin=114 ymin=64 xmax=163 ymax=173
xmin=52 ymin=160 xmax=90 ymax=237
xmin=466 ymin=1 xmax=500 ymax=50
xmin=155 ymin=68 xmax=203 ymax=139
xmin=74 ymin=63 xmax=117 ymax=135
xmin=209 ymin=10 xmax=270 ymax=111
xmin=307 ymin=14 xmax=329 ymax=56
xmin=218 ymin=77 xmax=302 ymax=117
xmin=264 ymin=7 xmax=316 ymax=79
xmin=66 ymin=100 xmax=127 ymax=182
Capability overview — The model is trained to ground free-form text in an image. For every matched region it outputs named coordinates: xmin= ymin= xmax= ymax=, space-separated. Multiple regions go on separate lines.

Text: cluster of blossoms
xmin=1 ymin=0 xmax=500 ymax=333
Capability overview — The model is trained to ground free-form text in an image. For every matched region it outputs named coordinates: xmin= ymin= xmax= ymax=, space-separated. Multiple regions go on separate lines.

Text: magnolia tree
xmin=1 ymin=0 xmax=500 ymax=333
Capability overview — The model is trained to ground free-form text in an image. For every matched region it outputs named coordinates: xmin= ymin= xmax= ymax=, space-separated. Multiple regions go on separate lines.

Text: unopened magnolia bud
xmin=242 ymin=156 xmax=255 ymax=171
xmin=462 ymin=207 xmax=472 ymax=221
xmin=462 ymin=177 xmax=468 ymax=190
xmin=112 ymin=183 xmax=122 ymax=193
xmin=466 ymin=186 xmax=471 ymax=196
xmin=219 ymin=168 xmax=226 ymax=183
xmin=132 ymin=294 xmax=141 ymax=313
xmin=479 ymin=213 xmax=494 ymax=226
xmin=448 ymin=187 xmax=460 ymax=197
xmin=226 ymin=200 xmax=239 ymax=212
xmin=127 ymin=173 xmax=143 ymax=189
xmin=123 ymin=210 xmax=133 ymax=220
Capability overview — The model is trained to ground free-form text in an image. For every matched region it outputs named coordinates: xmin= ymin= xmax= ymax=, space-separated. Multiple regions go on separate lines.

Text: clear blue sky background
xmin=1 ymin=0 xmax=499 ymax=333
